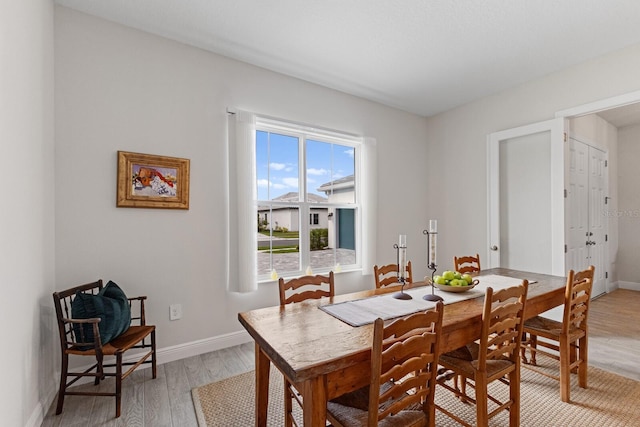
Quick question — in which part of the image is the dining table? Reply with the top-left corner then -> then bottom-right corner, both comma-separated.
237,267 -> 567,427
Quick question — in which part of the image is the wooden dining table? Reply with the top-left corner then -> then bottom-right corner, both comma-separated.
238,267 -> 567,427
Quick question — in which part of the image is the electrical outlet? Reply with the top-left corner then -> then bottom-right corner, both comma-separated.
169,304 -> 182,321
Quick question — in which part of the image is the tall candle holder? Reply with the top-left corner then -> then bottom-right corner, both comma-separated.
392,235 -> 412,300
423,228 -> 443,302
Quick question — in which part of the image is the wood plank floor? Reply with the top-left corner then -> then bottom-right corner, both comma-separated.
587,288 -> 640,381
41,289 -> 640,426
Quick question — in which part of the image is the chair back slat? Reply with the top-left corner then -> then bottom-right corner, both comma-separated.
453,254 -> 481,274
279,272 -> 334,306
373,261 -> 413,288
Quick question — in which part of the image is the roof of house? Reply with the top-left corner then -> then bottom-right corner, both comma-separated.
317,175 -> 355,193
272,192 -> 327,203
257,192 -> 328,211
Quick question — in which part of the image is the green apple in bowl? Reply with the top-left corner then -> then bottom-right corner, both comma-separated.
462,273 -> 474,285
442,270 -> 456,281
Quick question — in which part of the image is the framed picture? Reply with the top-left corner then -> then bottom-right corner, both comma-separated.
117,151 -> 190,209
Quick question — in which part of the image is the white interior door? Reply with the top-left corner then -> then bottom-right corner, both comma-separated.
588,146 -> 607,296
566,139 -> 589,272
487,118 -> 566,276
566,138 -> 607,296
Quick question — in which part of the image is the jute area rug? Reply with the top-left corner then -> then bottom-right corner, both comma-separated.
192,361 -> 640,426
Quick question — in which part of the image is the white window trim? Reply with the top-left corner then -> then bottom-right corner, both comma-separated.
255,118 -> 363,282
227,110 -> 377,293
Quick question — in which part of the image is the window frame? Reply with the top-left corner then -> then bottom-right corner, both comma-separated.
255,117 -> 362,282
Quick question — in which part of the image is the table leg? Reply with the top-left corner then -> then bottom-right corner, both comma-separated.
255,343 -> 271,427
302,375 -> 327,427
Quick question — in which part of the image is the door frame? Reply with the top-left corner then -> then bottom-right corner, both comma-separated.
487,118 -> 566,276
555,89 -> 640,119
487,89 -> 640,292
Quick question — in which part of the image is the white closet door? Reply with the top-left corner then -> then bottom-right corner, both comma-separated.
566,138 -> 607,296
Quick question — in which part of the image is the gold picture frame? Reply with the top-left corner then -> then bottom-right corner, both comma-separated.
117,151 -> 190,209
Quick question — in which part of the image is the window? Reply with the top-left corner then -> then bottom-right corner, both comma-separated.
255,118 -> 360,280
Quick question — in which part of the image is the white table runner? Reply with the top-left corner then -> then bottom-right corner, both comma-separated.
319,274 -> 526,326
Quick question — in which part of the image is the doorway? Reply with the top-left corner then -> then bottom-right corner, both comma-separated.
487,118 -> 565,276
489,89 -> 640,296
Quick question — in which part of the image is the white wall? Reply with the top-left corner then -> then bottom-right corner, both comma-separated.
1,1 -> 55,426
617,123 -> 640,284
54,6 -> 429,356
425,43 -> 640,280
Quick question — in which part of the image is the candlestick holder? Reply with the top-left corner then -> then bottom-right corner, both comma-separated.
423,229 -> 443,302
423,262 -> 443,302
392,242 -> 412,300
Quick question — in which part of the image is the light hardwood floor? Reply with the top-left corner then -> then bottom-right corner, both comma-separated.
587,288 -> 640,381
41,289 -> 640,426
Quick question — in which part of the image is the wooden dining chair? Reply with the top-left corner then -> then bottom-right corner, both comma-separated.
436,281 -> 528,427
373,261 -> 413,288
278,272 -> 335,427
450,253 -> 481,395
520,265 -> 595,402
326,302 -> 444,427
453,253 -> 481,274
52,280 -> 156,418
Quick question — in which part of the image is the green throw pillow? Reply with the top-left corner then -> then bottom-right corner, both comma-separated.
71,281 -> 132,346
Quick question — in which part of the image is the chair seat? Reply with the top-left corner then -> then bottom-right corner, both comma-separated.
523,316 -> 586,341
327,399 -> 428,427
439,342 -> 515,380
68,325 -> 156,356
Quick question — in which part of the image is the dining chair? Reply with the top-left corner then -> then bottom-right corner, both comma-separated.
520,265 -> 595,402
436,280 -> 528,427
373,261 -> 413,288
453,253 -> 481,274
326,301 -> 444,427
450,253 -> 481,395
278,272 -> 335,427
52,280 -> 156,418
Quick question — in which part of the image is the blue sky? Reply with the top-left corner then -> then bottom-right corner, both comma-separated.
256,130 -> 354,200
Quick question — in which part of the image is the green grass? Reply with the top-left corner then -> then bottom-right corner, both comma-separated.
258,246 -> 299,254
259,231 -> 299,238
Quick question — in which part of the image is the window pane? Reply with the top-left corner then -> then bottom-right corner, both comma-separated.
256,131 -> 299,201
309,207 -> 356,270
308,140 -> 355,203
257,205 -> 300,275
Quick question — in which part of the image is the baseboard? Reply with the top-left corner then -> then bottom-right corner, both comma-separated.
156,330 -> 253,364
26,400 -> 45,427
35,330 -> 253,425
618,280 -> 640,291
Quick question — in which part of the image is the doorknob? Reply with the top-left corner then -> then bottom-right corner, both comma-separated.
490,245 -> 498,251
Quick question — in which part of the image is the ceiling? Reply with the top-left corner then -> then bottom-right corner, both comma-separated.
55,0 -> 640,118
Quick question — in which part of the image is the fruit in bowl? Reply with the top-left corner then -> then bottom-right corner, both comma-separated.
430,271 -> 479,292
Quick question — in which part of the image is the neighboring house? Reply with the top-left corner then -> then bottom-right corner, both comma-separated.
258,192 -> 328,232
317,175 -> 356,250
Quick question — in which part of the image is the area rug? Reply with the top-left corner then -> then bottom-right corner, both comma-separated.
192,361 -> 640,426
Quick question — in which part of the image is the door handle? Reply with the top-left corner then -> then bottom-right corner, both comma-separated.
490,245 -> 498,251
